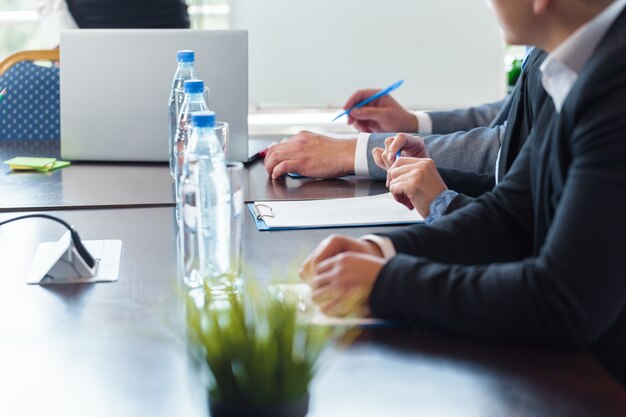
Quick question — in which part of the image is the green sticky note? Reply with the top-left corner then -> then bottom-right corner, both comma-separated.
4,157 -> 56,170
4,157 -> 71,172
38,160 -> 71,171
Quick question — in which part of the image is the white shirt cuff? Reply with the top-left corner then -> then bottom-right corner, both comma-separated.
41,9 -> 78,48
354,132 -> 371,176
414,111 -> 433,135
360,234 -> 397,260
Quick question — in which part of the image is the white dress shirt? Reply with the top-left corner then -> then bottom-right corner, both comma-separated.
28,0 -> 78,48
540,0 -> 626,113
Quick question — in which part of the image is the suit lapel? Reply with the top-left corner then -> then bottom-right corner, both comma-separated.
497,49 -> 547,182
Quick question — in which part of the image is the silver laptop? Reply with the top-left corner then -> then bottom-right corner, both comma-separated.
60,29 -> 249,162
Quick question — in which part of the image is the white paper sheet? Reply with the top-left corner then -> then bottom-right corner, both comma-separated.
252,192 -> 423,230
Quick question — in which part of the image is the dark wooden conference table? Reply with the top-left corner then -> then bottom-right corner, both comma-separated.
1,139 -> 625,417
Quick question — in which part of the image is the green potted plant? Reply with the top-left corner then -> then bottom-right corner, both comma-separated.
186,281 -> 335,417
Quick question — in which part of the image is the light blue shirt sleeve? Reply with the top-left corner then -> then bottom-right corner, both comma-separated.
424,190 -> 459,224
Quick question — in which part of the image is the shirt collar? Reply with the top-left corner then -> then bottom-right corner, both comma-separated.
540,0 -> 626,112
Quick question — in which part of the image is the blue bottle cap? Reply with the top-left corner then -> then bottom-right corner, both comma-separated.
191,111 -> 216,128
177,50 -> 194,63
184,79 -> 204,94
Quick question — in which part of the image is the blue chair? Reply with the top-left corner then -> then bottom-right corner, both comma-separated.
0,50 -> 60,141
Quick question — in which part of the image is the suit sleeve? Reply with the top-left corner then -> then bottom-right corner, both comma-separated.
444,193 -> 475,214
428,99 -> 506,134
366,125 -> 503,180
369,78 -> 626,347
437,167 -> 495,197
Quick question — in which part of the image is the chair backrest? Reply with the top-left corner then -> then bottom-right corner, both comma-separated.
0,50 -> 60,141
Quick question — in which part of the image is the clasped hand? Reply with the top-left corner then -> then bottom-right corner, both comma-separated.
373,133 -> 447,217
299,235 -> 386,317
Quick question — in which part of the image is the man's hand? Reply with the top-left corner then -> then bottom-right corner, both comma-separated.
310,253 -> 385,317
372,133 -> 429,176
300,234 -> 382,280
344,89 -> 418,133
387,158 -> 447,217
264,131 -> 357,179
299,234 -> 385,317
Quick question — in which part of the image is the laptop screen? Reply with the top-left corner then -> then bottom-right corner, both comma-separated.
60,29 -> 249,162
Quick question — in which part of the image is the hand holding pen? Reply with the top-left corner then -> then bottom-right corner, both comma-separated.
371,133 -> 429,177
335,80 -> 419,133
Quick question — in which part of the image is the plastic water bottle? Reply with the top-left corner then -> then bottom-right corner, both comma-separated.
174,79 -> 209,182
180,165 -> 200,288
168,50 -> 197,178
180,111 -> 230,290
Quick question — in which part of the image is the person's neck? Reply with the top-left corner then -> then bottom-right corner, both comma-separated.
540,0 -> 614,52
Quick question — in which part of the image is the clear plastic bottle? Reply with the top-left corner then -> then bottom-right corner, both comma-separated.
174,79 -> 209,182
168,50 -> 197,178
180,111 -> 230,290
180,167 -> 200,288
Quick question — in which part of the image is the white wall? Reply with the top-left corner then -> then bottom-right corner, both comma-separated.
231,0 -> 505,110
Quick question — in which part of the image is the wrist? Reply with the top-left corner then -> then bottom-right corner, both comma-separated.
363,240 -> 384,257
400,111 -> 418,132
425,185 -> 447,214
409,113 -> 419,132
340,138 -> 357,175
360,234 -> 396,259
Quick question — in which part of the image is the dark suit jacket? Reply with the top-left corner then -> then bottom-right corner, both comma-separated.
437,48 -> 549,208
371,9 -> 626,385
66,0 -> 190,28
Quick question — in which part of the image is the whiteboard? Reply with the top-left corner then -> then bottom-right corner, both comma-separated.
230,0 -> 505,110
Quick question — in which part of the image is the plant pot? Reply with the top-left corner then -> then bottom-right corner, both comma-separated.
208,394 -> 309,417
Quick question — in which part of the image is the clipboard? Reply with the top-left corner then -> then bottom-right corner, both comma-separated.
247,193 -> 423,231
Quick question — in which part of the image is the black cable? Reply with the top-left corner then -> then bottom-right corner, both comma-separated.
0,214 -> 96,268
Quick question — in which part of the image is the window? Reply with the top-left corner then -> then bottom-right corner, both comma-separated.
188,0 -> 229,29
0,0 -> 230,60
0,0 -> 39,59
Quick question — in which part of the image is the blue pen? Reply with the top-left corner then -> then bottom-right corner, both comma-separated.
332,79 -> 404,122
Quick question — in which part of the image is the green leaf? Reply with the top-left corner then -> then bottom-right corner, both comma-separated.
184,276 -> 344,406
